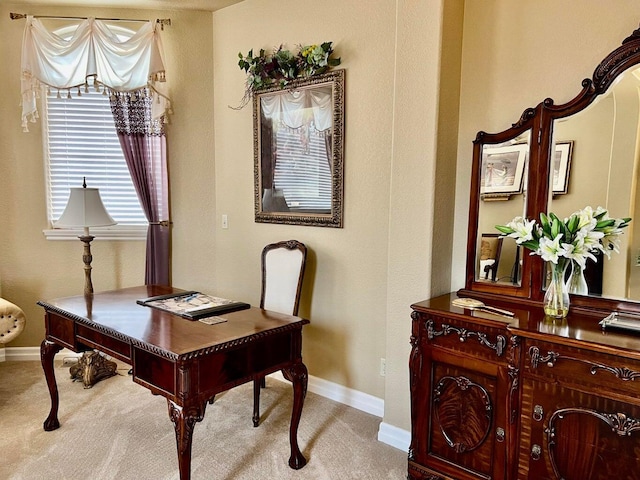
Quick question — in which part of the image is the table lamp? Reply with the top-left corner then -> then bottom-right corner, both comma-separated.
56,178 -> 116,295
56,178 -> 118,388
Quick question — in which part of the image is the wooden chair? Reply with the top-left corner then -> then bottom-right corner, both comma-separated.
252,239 -> 307,426
479,233 -> 503,282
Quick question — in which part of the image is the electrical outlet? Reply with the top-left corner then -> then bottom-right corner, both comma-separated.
221,214 -> 228,229
380,358 -> 386,377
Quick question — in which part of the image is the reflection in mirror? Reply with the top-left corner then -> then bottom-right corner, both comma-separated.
550,66 -> 640,300
475,131 -> 531,285
254,69 -> 345,228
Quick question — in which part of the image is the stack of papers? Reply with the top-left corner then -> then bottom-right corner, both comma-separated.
137,291 -> 250,320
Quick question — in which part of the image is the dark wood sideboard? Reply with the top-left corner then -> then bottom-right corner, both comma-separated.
408,294 -> 640,480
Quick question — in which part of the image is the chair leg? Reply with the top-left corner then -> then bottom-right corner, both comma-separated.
252,378 -> 261,427
260,377 -> 266,388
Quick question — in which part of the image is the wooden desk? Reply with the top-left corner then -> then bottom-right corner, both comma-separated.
38,285 -> 310,480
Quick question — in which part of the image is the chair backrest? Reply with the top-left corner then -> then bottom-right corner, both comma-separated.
479,233 -> 503,282
260,240 -> 307,316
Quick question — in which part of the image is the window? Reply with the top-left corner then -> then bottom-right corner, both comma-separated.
41,24 -> 147,240
42,88 -> 147,238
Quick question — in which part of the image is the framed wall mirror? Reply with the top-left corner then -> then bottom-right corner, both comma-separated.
462,24 -> 640,314
253,69 -> 345,227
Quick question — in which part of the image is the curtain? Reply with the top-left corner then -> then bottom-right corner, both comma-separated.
260,87 -> 332,131
21,16 -> 172,286
110,89 -> 170,286
20,16 -> 169,131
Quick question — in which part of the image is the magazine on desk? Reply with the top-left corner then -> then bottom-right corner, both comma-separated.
136,291 -> 250,321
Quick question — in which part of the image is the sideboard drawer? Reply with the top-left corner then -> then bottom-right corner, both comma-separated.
524,339 -> 640,401
414,311 -> 509,363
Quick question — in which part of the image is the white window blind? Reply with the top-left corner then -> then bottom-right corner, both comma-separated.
44,89 -> 147,226
273,126 -> 332,212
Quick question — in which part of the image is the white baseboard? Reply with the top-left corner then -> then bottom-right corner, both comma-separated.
4,346 -> 409,452
269,371 -> 384,417
3,346 -> 80,362
377,421 -> 411,452
268,371 -> 408,452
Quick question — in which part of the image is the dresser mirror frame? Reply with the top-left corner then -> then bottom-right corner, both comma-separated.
462,24 -> 640,314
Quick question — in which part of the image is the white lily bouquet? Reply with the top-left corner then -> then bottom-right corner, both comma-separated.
495,206 -> 631,318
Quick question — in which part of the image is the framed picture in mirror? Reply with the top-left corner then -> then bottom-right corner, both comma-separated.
253,69 -> 345,227
552,141 -> 573,195
480,143 -> 527,199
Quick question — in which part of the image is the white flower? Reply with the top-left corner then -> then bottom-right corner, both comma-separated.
562,236 -> 597,269
538,234 -> 569,264
574,206 -> 598,231
577,227 -> 605,255
506,217 -> 537,244
601,235 -> 621,258
496,207 -> 630,266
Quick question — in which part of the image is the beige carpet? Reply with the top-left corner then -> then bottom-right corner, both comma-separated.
0,360 -> 406,479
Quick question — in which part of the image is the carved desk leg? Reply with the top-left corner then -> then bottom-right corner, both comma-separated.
282,362 -> 308,469
40,339 -> 63,431
168,400 -> 206,480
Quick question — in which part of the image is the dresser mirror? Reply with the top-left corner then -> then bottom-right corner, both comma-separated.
475,131 -> 530,287
549,67 -> 640,301
464,24 -> 640,313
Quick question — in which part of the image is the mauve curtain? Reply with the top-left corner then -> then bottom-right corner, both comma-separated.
110,89 -> 170,286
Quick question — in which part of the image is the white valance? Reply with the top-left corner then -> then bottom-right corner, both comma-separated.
21,16 -> 169,131
260,86 -> 333,133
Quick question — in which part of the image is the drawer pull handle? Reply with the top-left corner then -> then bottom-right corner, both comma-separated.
528,346 -> 640,382
496,427 -> 505,443
531,444 -> 542,461
426,320 -> 506,356
533,405 -> 544,422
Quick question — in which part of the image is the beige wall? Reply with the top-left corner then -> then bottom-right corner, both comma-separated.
209,0 -> 459,432
210,0 -> 394,403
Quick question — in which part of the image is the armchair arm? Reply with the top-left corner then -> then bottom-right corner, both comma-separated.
0,298 -> 26,344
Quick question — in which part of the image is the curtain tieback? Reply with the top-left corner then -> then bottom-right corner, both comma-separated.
149,220 -> 171,227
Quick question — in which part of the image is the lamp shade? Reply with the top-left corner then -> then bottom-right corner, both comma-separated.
56,187 -> 116,228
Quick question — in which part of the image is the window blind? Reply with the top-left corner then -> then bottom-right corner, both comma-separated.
44,89 -> 147,226
273,126 -> 332,212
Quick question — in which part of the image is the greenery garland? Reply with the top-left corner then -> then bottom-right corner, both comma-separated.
233,42 -> 341,109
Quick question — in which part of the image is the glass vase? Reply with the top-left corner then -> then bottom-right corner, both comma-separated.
566,260 -> 588,295
544,260 -> 570,318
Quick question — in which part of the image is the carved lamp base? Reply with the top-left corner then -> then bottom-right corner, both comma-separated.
69,351 -> 117,388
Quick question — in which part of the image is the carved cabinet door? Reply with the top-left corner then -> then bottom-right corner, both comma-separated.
519,347 -> 640,480
519,377 -> 640,479
409,312 -> 513,480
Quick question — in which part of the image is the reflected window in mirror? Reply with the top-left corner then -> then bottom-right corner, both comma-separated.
253,69 -> 345,228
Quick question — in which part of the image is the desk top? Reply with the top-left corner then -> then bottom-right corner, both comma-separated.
38,285 -> 309,358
